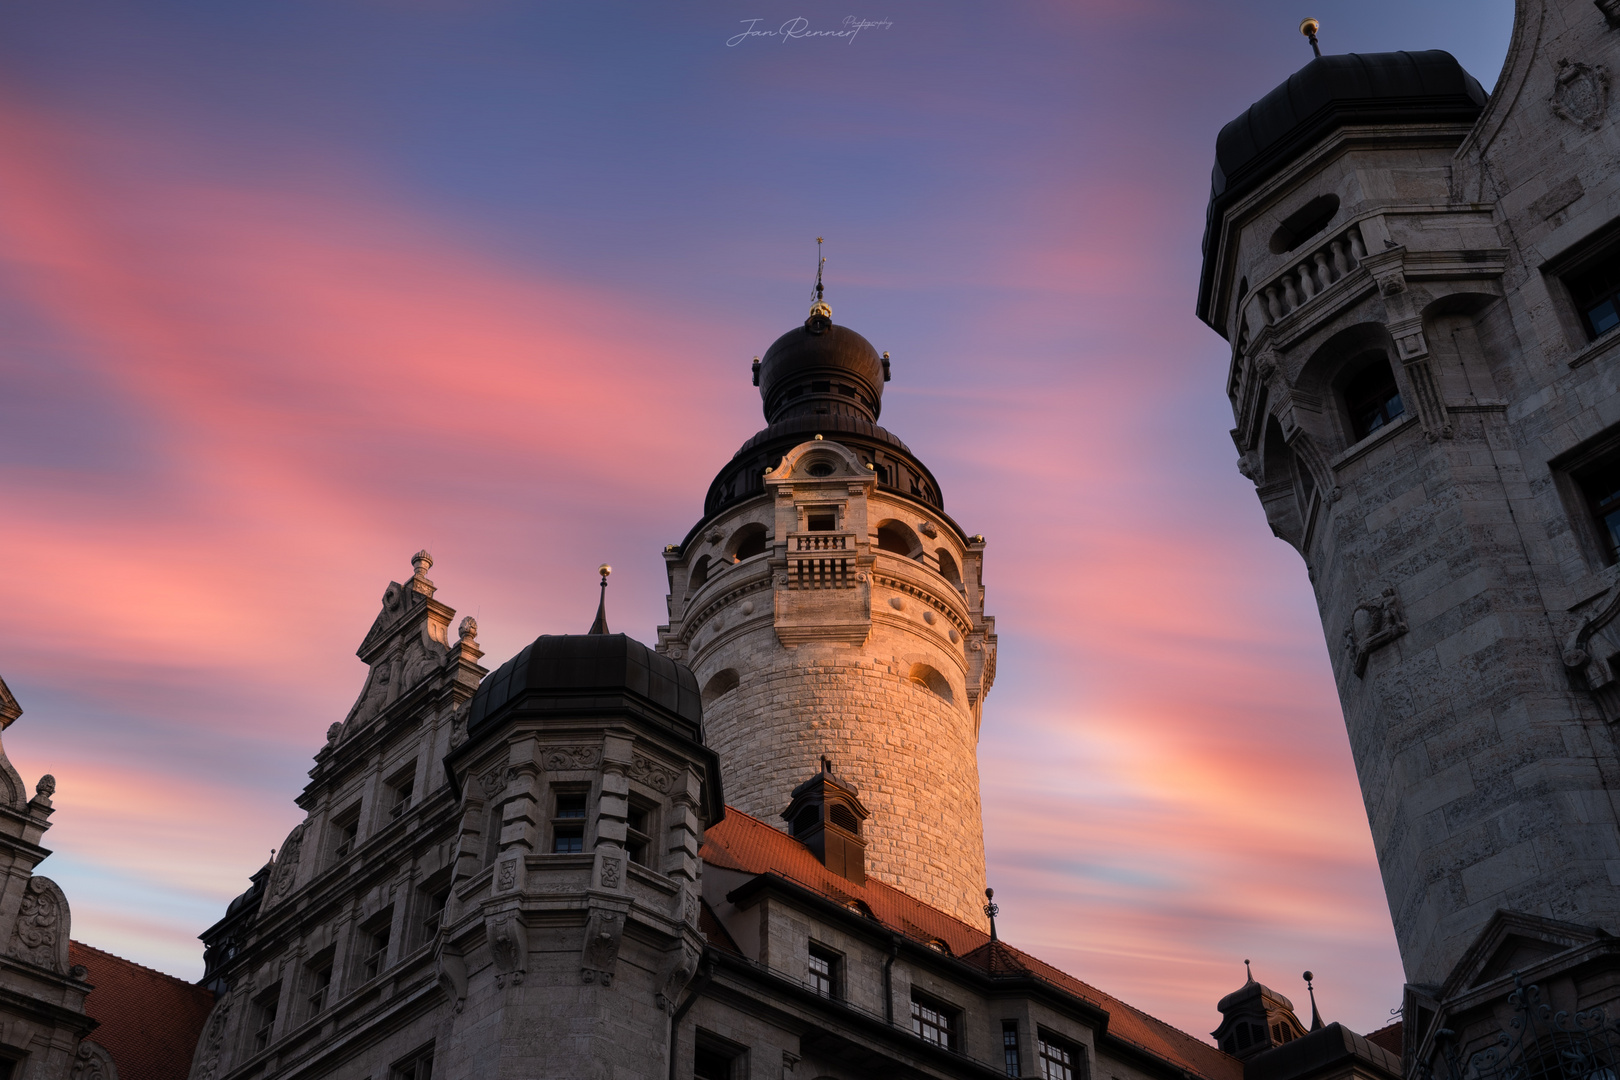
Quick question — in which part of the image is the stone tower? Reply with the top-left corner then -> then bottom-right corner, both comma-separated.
1198,0 -> 1620,1053
657,291 -> 997,925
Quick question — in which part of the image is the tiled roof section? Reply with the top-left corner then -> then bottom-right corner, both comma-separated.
70,941 -> 214,1080
1367,1021 -> 1403,1057
701,808 -> 1242,1080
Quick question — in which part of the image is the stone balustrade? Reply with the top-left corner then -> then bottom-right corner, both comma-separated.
1253,222 -> 1367,325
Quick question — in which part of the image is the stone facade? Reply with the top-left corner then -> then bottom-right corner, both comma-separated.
658,438 -> 995,926
1198,0 -> 1620,1072
0,675 -> 106,1079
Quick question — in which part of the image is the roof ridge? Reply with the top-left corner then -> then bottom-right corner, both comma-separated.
70,939 -> 202,989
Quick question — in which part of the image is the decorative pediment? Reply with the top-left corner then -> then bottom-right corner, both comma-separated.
0,675 -> 19,729
1440,910 -> 1601,997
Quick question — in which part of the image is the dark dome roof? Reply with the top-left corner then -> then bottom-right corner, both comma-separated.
756,316 -> 887,425
467,633 -> 702,741
1197,50 -> 1488,328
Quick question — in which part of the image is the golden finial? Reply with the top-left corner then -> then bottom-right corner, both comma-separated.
1300,18 -> 1321,57
809,237 -> 831,320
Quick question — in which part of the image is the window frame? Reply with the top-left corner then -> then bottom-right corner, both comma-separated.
1003,1020 -> 1023,1077
1036,1029 -> 1085,1080
625,796 -> 656,867
386,762 -> 417,821
550,788 -> 589,854
910,990 -> 960,1051
356,910 -> 393,984
304,948 -> 335,1019
1551,424 -> 1620,569
692,1030 -> 747,1080
330,803 -> 362,863
1339,352 -> 1406,444
389,1041 -> 435,1080
251,983 -> 281,1054
807,941 -> 842,1000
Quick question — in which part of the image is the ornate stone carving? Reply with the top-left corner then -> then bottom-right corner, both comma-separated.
600,856 -> 622,889
325,722 -> 342,747
496,858 -> 519,892
458,615 -> 478,642
919,521 -> 937,538
580,909 -> 624,984
487,912 -> 528,987
478,768 -> 507,799
1552,60 -> 1608,130
1347,587 -> 1409,677
192,996 -> 231,1080
267,824 -> 305,901
11,875 -> 67,971
72,1040 -> 117,1080
629,755 -> 677,793
543,746 -> 602,772
34,774 -> 55,800
654,941 -> 699,1011
435,948 -> 467,1013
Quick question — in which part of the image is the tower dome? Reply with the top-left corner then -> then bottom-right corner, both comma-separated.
754,311 -> 889,425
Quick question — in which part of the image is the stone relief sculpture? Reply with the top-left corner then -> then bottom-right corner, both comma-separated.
71,1040 -> 118,1080
1552,59 -> 1609,129
580,908 -> 624,985
10,875 -> 69,972
487,911 -> 528,988
1346,587 -> 1409,677
1563,586 -> 1620,721
266,823 -> 305,903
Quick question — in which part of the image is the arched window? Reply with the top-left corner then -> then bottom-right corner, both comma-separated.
936,549 -> 962,589
1342,355 -> 1405,441
908,663 -> 953,704
792,804 -> 819,837
731,523 -> 768,562
876,520 -> 921,558
689,555 -> 710,589
701,668 -> 739,707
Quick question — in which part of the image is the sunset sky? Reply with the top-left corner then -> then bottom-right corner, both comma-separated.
0,0 -> 1517,1041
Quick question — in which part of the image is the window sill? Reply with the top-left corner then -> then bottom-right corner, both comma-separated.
1330,413 -> 1415,473
1569,326 -> 1620,370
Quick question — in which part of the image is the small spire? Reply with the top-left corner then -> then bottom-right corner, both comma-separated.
821,754 -> 833,774
1244,958 -> 1255,984
984,887 -> 1000,941
1304,971 -> 1324,1030
589,564 -> 612,634
1300,18 -> 1321,58
809,237 -> 831,320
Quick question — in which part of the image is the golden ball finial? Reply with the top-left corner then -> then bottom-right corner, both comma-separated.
1300,17 -> 1319,36
598,564 -> 612,579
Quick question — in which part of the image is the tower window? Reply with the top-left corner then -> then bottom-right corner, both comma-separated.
689,555 -> 710,589
911,991 -> 959,1050
701,668 -> 740,706
808,462 -> 835,477
1577,455 -> 1620,563
390,1042 -> 435,1080
252,984 -> 280,1053
387,763 -> 415,820
877,521 -> 921,558
791,804 -> 819,837
358,912 -> 391,982
305,950 -> 334,1017
1568,252 -> 1620,340
552,791 -> 587,853
626,799 -> 654,867
330,804 -> 361,863
1342,357 -> 1405,442
1004,1021 -> 1022,1076
807,512 -> 836,531
731,523 -> 768,562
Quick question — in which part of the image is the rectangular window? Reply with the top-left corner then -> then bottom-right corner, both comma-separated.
331,804 -> 361,862
626,799 -> 654,867
807,512 -> 836,531
305,951 -> 334,1017
1568,252 -> 1620,341
1004,1021 -> 1022,1076
252,984 -> 280,1053
693,1032 -> 745,1080
552,791 -> 587,854
807,943 -> 840,999
1038,1031 -> 1083,1080
358,913 -> 392,982
419,884 -> 450,946
911,991 -> 958,1050
387,764 -> 416,820
390,1042 -> 434,1080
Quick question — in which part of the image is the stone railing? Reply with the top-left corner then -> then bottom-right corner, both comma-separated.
1253,222 -> 1368,325
795,533 -> 850,551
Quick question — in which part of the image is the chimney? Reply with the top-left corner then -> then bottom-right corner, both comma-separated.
782,757 -> 870,884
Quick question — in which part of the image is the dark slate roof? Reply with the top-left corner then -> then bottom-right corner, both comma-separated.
1196,50 -> 1489,329
757,320 -> 886,425
70,941 -> 215,1080
466,633 -> 703,741
1244,1023 -> 1401,1080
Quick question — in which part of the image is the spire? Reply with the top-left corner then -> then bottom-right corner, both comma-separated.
809,237 -> 831,321
1303,971 -> 1324,1030
589,564 -> 611,634
1300,17 -> 1321,58
984,887 -> 1000,941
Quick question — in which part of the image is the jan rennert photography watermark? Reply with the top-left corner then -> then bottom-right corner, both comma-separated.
727,16 -> 893,46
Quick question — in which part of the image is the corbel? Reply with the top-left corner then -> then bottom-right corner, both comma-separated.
654,940 -> 700,1012
486,907 -> 528,987
1364,247 -> 1452,441
434,945 -> 468,1012
580,901 -> 629,985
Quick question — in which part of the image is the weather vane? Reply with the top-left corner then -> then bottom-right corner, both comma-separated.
984,887 -> 1000,941
1300,18 -> 1321,58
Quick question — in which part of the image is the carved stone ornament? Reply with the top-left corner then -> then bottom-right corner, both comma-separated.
71,1040 -> 118,1080
267,823 -> 306,901
655,942 -> 700,1012
600,855 -> 622,889
629,754 -> 678,794
11,875 -> 68,971
1552,60 -> 1609,130
1562,587 -> 1620,721
478,768 -> 507,799
580,909 -> 625,985
496,858 -> 519,892
435,948 -> 468,1013
325,722 -> 342,747
543,745 -> 602,772
458,615 -> 478,642
1346,587 -> 1409,677
34,774 -> 55,800
192,997 -> 231,1080
487,911 -> 528,988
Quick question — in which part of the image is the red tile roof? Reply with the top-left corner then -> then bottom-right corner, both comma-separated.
70,941 -> 214,1080
1367,1021 -> 1402,1057
701,807 -> 1242,1080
